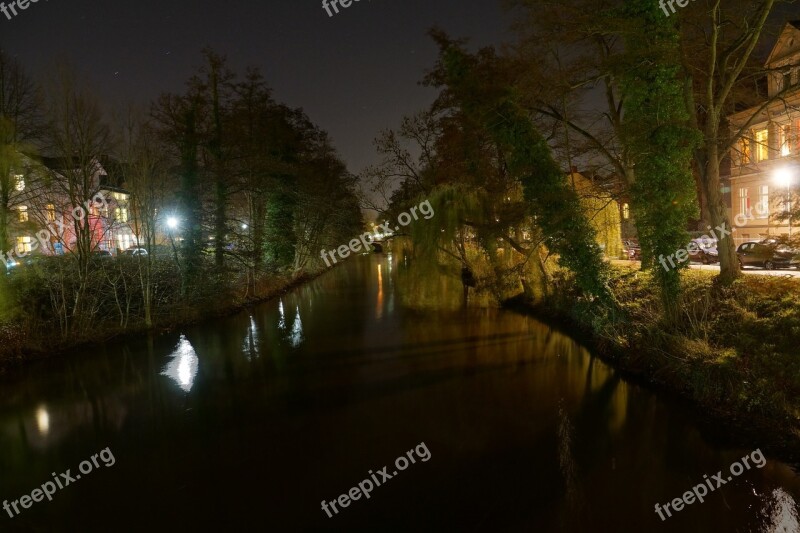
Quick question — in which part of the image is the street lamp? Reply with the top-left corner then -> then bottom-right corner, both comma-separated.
165,216 -> 181,266
774,167 -> 794,237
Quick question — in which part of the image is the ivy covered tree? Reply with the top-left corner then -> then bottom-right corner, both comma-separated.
616,0 -> 699,322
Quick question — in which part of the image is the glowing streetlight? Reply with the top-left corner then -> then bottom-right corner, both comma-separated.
167,217 -> 179,230
242,223 -> 248,230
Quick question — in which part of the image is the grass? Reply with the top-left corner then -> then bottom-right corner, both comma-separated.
522,265 -> 800,454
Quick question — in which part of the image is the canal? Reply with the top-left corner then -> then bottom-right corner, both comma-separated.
0,254 -> 798,531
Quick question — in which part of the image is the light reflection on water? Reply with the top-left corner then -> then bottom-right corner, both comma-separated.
290,306 -> 303,348
161,334 -> 199,392
35,405 -> 49,436
760,488 -> 799,532
242,315 -> 260,360
0,255 -> 796,531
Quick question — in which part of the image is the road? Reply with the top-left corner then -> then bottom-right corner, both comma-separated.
612,260 -> 800,278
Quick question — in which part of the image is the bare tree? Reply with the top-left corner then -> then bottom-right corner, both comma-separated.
119,109 -> 172,326
43,66 -> 114,327
0,50 -> 43,257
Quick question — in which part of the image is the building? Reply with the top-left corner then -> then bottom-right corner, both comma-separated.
568,169 -> 623,259
725,21 -> 800,245
5,152 -> 136,258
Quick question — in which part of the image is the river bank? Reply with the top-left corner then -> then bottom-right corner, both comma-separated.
0,260 -> 328,373
506,265 -> 800,463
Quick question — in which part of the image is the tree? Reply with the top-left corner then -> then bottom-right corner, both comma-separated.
617,0 -> 699,322
152,90 -> 205,294
118,110 -> 173,326
0,51 -> 42,258
680,0 -> 781,284
43,67 -> 114,329
405,31 -> 611,302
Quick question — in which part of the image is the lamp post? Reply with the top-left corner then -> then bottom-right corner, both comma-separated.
774,168 -> 794,238
166,216 -> 181,266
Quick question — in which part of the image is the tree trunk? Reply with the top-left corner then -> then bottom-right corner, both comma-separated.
703,143 -> 740,284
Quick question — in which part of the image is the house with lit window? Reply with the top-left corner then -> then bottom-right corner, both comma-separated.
6,153 -> 137,257
568,169 -> 624,258
725,21 -> 800,245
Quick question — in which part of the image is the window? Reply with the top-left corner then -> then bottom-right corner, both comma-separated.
14,175 -> 24,192
45,204 -> 56,222
739,188 -> 750,216
755,129 -> 769,161
737,137 -> 751,165
112,192 -> 128,202
16,236 -> 31,254
783,70 -> 793,91
781,125 -> 792,156
622,203 -> 630,220
756,185 -> 769,218
117,234 -> 131,250
114,207 -> 128,223
17,206 -> 28,222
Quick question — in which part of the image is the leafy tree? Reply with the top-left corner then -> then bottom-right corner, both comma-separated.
427,31 -> 611,301
616,0 -> 699,322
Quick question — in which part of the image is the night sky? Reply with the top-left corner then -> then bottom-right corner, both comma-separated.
0,0 -> 513,174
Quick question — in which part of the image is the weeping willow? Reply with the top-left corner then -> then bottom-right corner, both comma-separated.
410,36 -> 611,306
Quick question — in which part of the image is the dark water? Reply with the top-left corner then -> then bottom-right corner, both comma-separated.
0,255 -> 798,532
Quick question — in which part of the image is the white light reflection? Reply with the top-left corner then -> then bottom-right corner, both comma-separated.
242,315 -> 260,360
161,335 -> 199,392
291,306 -> 304,347
278,299 -> 286,331
35,406 -> 49,435
760,488 -> 799,532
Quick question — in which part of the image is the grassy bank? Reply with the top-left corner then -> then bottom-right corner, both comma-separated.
510,265 -> 800,458
0,256 -> 324,371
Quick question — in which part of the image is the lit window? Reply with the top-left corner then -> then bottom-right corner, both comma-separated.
737,137 -> 751,165
755,129 -> 769,161
18,206 -> 28,222
113,192 -> 128,202
622,203 -> 630,220
781,125 -> 792,157
14,175 -> 24,192
739,188 -> 750,216
46,204 -> 56,222
16,236 -> 31,253
114,207 -> 128,223
757,185 -> 769,218
117,234 -> 131,250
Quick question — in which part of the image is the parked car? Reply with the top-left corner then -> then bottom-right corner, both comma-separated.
736,241 -> 800,270
688,238 -> 719,264
92,249 -> 112,258
623,239 -> 641,261
122,247 -> 148,257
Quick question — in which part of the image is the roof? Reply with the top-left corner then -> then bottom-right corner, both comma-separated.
765,22 -> 800,66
